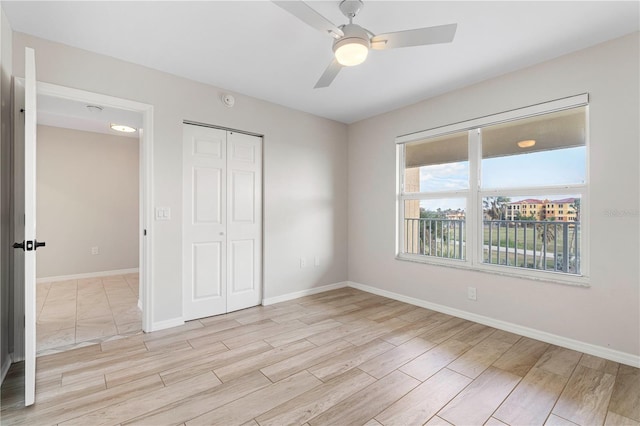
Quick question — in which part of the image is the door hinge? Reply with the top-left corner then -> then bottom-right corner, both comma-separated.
143,229 -> 147,236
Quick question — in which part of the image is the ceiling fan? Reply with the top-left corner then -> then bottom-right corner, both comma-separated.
273,0 -> 458,88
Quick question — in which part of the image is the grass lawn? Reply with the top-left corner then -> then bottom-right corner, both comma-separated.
483,222 -> 578,253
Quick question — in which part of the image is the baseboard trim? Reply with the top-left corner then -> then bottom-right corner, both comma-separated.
149,317 -> 184,333
0,355 -> 11,386
37,268 -> 139,284
262,281 -> 348,306
347,281 -> 640,368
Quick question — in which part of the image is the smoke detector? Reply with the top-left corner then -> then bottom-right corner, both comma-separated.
86,105 -> 103,113
222,94 -> 235,108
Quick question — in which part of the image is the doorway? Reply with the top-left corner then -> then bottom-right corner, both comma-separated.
35,122 -> 141,355
12,81 -> 153,361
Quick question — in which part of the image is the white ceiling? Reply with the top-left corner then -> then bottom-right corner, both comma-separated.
38,94 -> 142,138
3,1 -> 639,124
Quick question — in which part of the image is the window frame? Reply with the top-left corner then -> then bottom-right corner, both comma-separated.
396,94 -> 590,286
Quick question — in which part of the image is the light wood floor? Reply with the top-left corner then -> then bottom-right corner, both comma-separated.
1,287 -> 638,426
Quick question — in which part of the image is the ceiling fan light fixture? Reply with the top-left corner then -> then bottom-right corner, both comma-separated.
334,40 -> 369,66
333,23 -> 370,66
274,0 -> 458,88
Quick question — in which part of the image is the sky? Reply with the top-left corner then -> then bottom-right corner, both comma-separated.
417,146 -> 586,211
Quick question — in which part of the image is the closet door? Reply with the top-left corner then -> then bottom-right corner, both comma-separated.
183,125 -> 227,320
226,132 -> 262,312
183,124 -> 262,320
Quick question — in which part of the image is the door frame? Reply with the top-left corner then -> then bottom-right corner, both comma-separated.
12,81 -> 155,354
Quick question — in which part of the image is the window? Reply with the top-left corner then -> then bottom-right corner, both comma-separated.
397,94 -> 588,282
402,132 -> 469,260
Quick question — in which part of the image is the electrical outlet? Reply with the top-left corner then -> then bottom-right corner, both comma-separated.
300,257 -> 306,268
91,246 -> 99,255
314,256 -> 320,267
467,286 -> 477,301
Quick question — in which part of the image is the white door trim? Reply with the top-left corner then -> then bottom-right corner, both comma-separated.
34,81 -> 155,332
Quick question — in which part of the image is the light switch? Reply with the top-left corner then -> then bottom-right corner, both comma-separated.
155,207 -> 171,220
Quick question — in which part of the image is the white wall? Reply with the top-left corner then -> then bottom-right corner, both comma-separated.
0,7 -> 13,380
12,32 -> 349,326
36,125 -> 139,279
348,33 -> 640,358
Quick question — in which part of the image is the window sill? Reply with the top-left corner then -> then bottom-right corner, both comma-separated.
395,253 -> 590,288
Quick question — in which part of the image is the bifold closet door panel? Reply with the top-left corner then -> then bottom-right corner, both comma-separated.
182,125 -> 227,320
226,131 -> 262,313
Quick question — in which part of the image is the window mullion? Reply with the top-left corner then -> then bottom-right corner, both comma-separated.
397,144 -> 405,256
468,128 -> 480,267
402,191 -> 469,200
479,185 -> 587,198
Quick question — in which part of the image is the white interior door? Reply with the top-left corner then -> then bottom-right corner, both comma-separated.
15,47 -> 38,406
183,125 -> 227,320
183,124 -> 262,320
226,132 -> 262,312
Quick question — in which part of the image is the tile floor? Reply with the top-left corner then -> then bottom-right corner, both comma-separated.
36,273 -> 142,355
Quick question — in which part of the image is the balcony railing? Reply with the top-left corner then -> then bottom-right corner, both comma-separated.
484,219 -> 580,274
404,218 -> 580,274
404,218 -> 465,260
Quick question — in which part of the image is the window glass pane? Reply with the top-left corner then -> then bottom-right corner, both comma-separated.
481,107 -> 586,189
405,132 -> 468,192
482,195 -> 581,274
403,199 -> 466,260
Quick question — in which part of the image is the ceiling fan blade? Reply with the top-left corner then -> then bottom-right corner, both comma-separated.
273,1 -> 344,39
314,59 -> 343,89
370,23 -> 457,50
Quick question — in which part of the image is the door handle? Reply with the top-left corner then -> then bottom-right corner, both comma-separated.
12,240 -> 46,251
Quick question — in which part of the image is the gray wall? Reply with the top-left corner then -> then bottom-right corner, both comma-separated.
0,8 -> 12,379
36,125 -> 139,279
12,32 -> 349,327
348,33 -> 640,357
